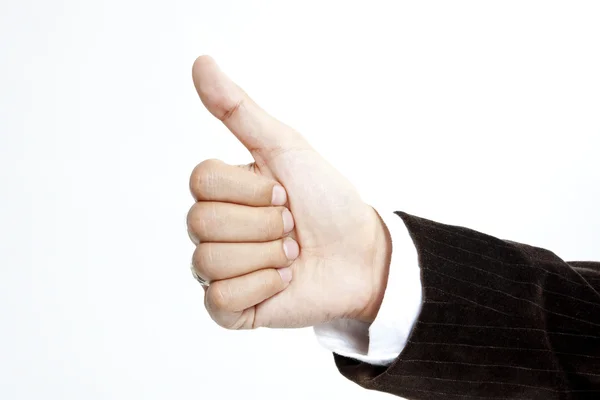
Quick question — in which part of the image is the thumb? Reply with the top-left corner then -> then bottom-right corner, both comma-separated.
192,56 -> 309,162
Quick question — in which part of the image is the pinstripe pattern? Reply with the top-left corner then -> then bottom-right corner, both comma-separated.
334,212 -> 600,399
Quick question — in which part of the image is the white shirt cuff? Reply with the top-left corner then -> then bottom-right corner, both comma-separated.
313,210 -> 423,366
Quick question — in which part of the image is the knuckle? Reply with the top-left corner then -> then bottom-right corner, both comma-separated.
186,205 -> 197,232
187,202 -> 212,240
190,159 -> 222,200
186,203 -> 197,224
205,305 -> 235,330
208,282 -> 231,311
215,318 -> 236,330
192,243 -> 217,279
211,312 -> 243,331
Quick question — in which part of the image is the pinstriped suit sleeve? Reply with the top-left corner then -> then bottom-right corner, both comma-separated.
334,212 -> 600,400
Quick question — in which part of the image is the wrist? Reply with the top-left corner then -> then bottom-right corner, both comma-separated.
355,208 -> 392,323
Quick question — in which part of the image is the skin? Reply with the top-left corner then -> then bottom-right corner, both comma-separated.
187,56 -> 392,330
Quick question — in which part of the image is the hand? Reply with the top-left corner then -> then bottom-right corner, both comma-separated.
187,56 -> 392,330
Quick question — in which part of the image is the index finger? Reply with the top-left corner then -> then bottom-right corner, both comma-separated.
190,159 -> 288,206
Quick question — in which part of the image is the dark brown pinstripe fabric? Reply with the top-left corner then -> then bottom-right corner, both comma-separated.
334,212 -> 600,400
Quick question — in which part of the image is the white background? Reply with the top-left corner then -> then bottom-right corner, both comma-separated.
1,1 -> 599,399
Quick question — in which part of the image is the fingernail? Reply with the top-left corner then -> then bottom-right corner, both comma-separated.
282,209 -> 294,233
278,267 -> 293,284
283,238 -> 299,260
271,185 -> 287,206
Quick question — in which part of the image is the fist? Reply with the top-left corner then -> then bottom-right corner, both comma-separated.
187,56 -> 391,330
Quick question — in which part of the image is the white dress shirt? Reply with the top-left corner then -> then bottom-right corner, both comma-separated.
313,210 -> 422,366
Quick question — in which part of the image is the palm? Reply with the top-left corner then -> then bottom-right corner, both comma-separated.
253,151 -> 378,327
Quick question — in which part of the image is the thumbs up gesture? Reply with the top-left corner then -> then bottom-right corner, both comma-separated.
187,56 -> 391,329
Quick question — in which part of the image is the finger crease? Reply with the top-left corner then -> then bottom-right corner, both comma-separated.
220,99 -> 243,122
